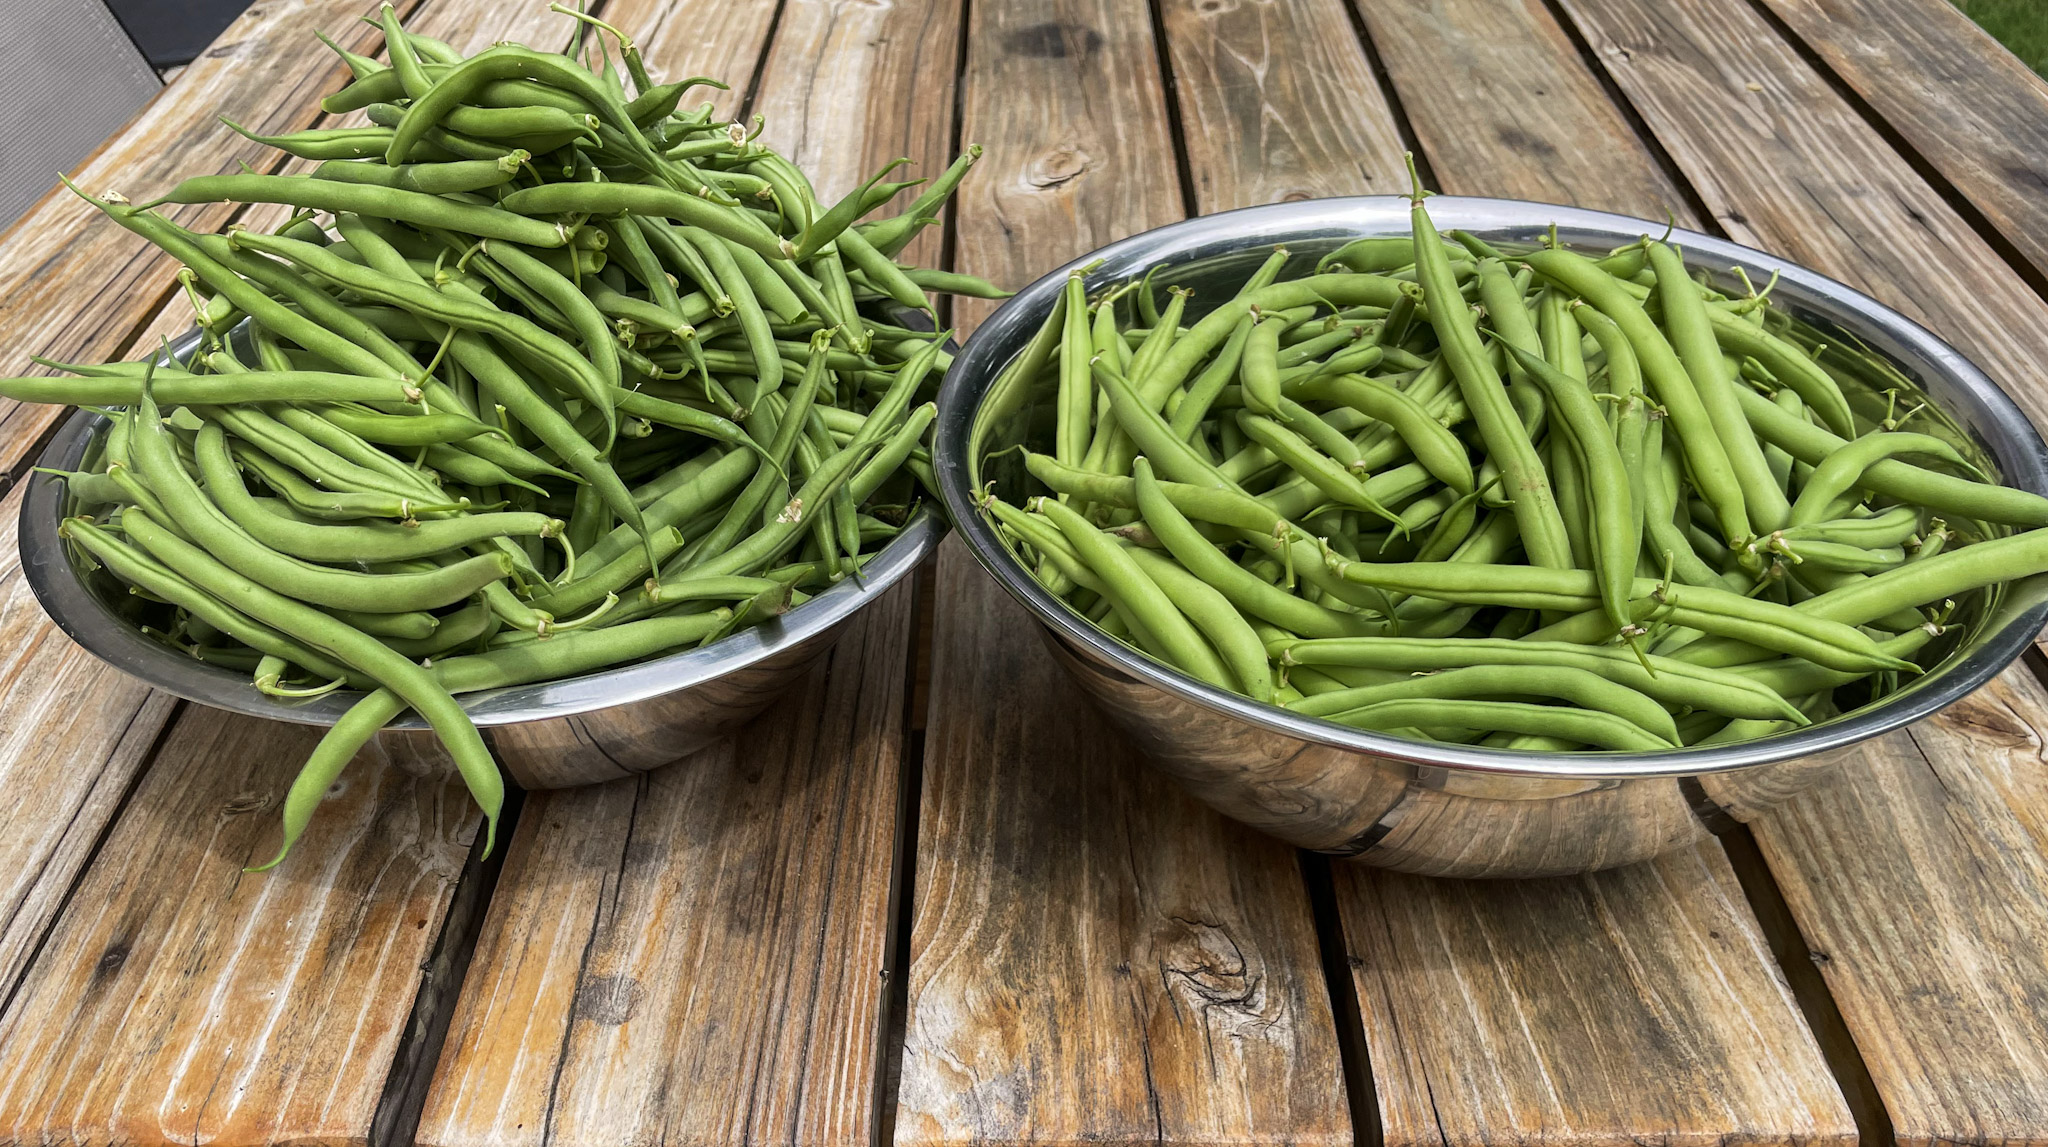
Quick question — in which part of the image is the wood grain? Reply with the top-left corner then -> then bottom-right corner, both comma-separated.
1343,845 -> 1853,1147
0,0 -> 404,477
1752,666 -> 2048,1146
0,483 -> 177,999
402,0 -> 584,56
1547,0 -> 2048,1138
900,2 -> 1346,1142
603,0 -> 788,121
1351,0 -> 1695,218
1157,0 -> 1405,209
1556,0 -> 2048,434
898,551 -> 1349,1146
945,0 -> 1186,331
0,704 -> 478,1145
1755,0 -> 2048,287
417,587 -> 914,1147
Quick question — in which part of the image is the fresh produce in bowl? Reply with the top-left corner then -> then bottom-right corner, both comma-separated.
937,188 -> 2048,876
8,4 -> 1001,868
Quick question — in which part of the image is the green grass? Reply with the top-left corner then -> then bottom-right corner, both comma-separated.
1954,0 -> 2048,78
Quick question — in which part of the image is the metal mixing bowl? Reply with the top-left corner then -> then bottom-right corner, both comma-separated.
934,196 -> 2048,878
22,331 -> 942,789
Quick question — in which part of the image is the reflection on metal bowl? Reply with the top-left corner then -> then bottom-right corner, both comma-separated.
935,196 -> 2048,877
21,331 -> 944,790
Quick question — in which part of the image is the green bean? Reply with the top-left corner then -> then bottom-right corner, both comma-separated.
682,225 -> 782,404
1770,538 -> 1905,573
196,422 -> 556,563
314,154 -> 527,195
131,399 -> 510,613
1708,309 -> 1855,437
1734,384 -> 2048,525
898,266 -> 1011,299
1033,496 -> 1233,689
1289,663 -> 1679,744
230,441 -> 458,520
860,145 -> 981,258
481,238 -> 624,414
0,370 -> 419,406
793,157 -> 913,260
1727,627 -> 1937,697
1289,373 -> 1473,493
1410,187 -> 1571,569
445,323 -> 657,568
1322,698 -> 1674,751
499,182 -> 789,260
1525,245 -> 1750,544
221,119 -> 396,161
1125,546 -> 1274,702
157,173 -> 567,247
1277,636 -> 1804,723
1241,314 -> 1287,418
122,507 -> 503,855
1169,314 -> 1257,444
1503,345 -> 1638,630
1650,242 -> 1789,534
1788,432 -> 1980,526
1026,452 -> 1275,531
1773,504 -> 1922,550
323,605 -> 439,641
1236,411 -> 1397,523
231,232 -> 614,423
318,404 -> 503,446
61,517 -> 362,687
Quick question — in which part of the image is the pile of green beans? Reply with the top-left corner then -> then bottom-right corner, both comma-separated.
12,4 -> 1003,867
977,164 -> 2048,754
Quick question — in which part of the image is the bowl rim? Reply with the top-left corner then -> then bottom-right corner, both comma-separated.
934,194 -> 2048,780
23,389 -> 944,731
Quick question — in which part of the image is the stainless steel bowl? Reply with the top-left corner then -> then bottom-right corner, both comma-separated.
23,337 -> 942,790
935,196 -> 2048,877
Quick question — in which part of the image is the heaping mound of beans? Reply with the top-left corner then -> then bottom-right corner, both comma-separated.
4,4 -> 1001,868
976,162 -> 2048,755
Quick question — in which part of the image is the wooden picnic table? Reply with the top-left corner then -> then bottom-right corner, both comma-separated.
2,0 -> 2047,1142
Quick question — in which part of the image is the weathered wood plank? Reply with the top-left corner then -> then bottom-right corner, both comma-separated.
1548,0 -> 2048,1138
899,551 -> 1349,1146
1755,0 -> 2048,288
944,0 -> 1187,332
1153,2 -> 1854,1142
417,586 -> 914,1147
1557,0 -> 2048,433
1343,846 -> 1853,1147
0,704 -> 477,1145
606,0 -> 787,121
0,483 -> 177,998
1752,667 -> 2048,1145
1157,0 -> 1405,207
0,0 -> 402,476
898,1 -> 1348,1142
403,0 -> 580,56
1350,0 -> 1695,217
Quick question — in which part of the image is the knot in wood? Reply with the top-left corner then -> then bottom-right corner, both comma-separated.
1155,916 -> 1275,1030
1027,147 -> 1093,192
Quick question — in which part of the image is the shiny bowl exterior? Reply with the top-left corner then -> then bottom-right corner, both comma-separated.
23,368 -> 943,790
934,196 -> 2048,877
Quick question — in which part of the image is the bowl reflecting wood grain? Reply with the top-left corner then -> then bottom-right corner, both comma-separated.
21,329 -> 942,790
934,196 -> 2048,877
